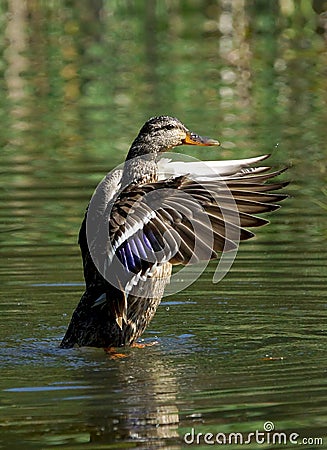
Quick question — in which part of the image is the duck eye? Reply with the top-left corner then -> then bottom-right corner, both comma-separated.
162,124 -> 175,131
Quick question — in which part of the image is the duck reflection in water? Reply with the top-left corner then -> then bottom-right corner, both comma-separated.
76,347 -> 180,445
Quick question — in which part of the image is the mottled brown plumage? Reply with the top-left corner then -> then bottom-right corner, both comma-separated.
60,116 -> 287,349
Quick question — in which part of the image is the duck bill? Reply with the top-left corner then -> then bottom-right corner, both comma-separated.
183,131 -> 220,147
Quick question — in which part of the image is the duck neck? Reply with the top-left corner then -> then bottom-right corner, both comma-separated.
121,140 -> 160,186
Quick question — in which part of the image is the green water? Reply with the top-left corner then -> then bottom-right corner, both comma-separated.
0,2 -> 326,449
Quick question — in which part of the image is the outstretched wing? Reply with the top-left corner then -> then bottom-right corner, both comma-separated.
103,156 -> 287,293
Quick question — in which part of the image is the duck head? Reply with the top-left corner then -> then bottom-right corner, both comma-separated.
126,116 -> 220,160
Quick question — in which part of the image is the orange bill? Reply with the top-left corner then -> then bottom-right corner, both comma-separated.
183,131 -> 220,146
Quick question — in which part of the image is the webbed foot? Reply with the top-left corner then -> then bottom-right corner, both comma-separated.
131,341 -> 158,349
104,347 -> 128,359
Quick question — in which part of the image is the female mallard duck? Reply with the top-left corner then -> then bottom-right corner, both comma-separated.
60,116 -> 287,349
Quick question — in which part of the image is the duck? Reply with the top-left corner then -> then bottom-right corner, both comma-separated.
60,115 -> 287,350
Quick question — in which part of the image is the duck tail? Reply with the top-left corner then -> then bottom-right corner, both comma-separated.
59,316 -> 78,348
